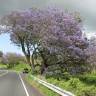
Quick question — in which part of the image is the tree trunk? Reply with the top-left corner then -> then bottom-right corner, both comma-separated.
21,41 -> 35,72
25,55 -> 35,72
31,54 -> 35,69
41,61 -> 48,74
39,51 -> 48,74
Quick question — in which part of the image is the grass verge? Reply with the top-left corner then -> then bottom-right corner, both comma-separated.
11,63 -> 31,73
46,77 -> 96,96
25,74 -> 59,96
0,63 -> 7,69
29,74 -> 96,96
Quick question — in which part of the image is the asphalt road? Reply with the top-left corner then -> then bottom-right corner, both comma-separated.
0,71 -> 43,96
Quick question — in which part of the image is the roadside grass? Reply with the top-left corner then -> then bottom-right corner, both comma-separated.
46,75 -> 96,96
29,74 -> 96,96
11,63 -> 31,73
25,74 -> 59,96
0,63 -> 7,68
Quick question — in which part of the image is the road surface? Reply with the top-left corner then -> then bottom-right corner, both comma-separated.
0,71 -> 43,96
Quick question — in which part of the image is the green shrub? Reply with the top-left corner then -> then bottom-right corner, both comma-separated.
40,74 -> 96,96
47,77 -> 96,95
64,78 -> 84,93
77,86 -> 96,96
67,78 -> 81,88
45,71 -> 70,80
79,75 -> 96,85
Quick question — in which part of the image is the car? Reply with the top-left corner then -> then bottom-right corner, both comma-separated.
22,68 -> 29,73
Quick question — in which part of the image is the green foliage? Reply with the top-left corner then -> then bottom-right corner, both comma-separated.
78,75 -> 96,85
3,53 -> 25,68
26,75 -> 59,96
11,63 -> 31,72
0,63 -> 7,68
77,86 -> 96,96
45,71 -> 70,80
46,77 -> 96,96
67,78 -> 82,88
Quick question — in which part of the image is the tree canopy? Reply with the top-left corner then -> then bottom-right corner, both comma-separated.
1,8 -> 89,76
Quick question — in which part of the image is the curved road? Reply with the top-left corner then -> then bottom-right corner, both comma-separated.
0,71 -> 43,96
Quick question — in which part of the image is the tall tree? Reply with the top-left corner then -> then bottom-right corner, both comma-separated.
1,8 -> 89,75
1,9 -> 43,71
40,9 -> 89,74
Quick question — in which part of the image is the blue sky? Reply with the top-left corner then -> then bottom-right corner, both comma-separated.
0,34 -> 23,54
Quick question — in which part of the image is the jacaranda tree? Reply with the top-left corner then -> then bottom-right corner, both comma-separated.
1,8 -> 89,75
40,8 -> 89,75
1,8 -> 44,71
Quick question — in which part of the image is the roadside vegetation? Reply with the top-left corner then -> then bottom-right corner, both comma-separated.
0,63 -> 7,69
26,74 -> 59,96
0,52 -> 30,72
25,73 -> 96,96
11,63 -> 30,72
0,7 -> 96,96
46,75 -> 96,96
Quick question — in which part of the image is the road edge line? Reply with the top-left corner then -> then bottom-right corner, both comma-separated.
0,70 -> 8,77
19,74 -> 30,96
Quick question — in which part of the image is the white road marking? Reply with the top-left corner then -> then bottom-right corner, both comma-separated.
19,74 -> 30,96
0,70 -> 8,77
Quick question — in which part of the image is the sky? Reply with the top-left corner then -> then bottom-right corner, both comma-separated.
0,0 -> 96,54
0,34 -> 22,54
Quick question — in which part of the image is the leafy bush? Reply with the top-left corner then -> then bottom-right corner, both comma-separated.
46,77 -> 96,96
77,86 -> 96,96
12,63 -> 31,72
79,75 -> 96,85
67,78 -> 82,88
45,72 -> 70,80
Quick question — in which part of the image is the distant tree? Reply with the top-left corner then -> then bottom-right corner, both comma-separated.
0,51 -> 3,57
3,53 -> 25,68
0,56 -> 8,65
